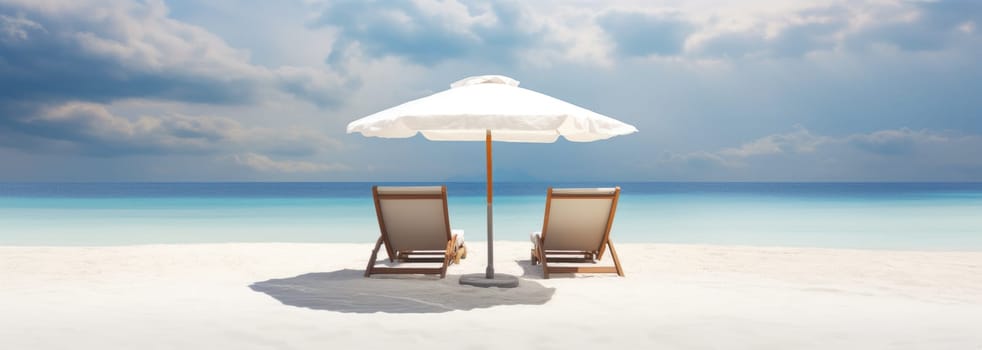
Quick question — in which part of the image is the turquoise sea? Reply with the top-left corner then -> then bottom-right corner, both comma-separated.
1,182 -> 981,250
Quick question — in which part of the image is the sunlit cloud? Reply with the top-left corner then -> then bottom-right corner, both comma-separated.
232,153 -> 350,173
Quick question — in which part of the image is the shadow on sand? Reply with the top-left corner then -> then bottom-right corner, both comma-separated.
249,269 -> 556,313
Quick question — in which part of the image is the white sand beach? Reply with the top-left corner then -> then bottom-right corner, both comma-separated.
2,241 -> 982,349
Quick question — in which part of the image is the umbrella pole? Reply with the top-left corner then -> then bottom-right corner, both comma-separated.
485,129 -> 494,279
457,130 -> 517,288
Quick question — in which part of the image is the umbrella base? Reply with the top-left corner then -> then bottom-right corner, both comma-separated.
458,273 -> 519,288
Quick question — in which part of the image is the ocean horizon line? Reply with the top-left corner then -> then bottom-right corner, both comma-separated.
3,181 -> 982,201
3,180 -> 982,184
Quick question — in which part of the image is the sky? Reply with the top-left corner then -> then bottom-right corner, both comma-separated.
0,0 -> 980,182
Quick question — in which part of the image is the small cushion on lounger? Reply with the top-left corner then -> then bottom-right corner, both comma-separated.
452,229 -> 465,247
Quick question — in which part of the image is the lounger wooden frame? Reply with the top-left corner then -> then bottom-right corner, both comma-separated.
530,187 -> 624,278
365,185 -> 466,278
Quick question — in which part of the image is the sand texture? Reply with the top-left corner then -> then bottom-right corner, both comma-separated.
2,241 -> 982,349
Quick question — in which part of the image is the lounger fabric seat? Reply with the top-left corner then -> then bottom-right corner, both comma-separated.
365,185 -> 467,278
530,187 -> 624,278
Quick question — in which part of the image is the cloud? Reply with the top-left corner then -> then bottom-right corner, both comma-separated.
0,0 -> 347,107
846,128 -> 948,156
585,1 -> 982,60
656,127 -> 829,170
313,0 -> 552,66
597,11 -> 694,57
2,0 -> 981,182
1,101 -> 340,157
691,4 -> 854,58
308,0 -> 981,67
0,12 -> 43,42
0,0 -> 355,174
847,1 -> 982,52
659,127 -> 982,180
232,152 -> 349,173
718,127 -> 828,158
665,127 -> 952,166
656,150 -> 732,170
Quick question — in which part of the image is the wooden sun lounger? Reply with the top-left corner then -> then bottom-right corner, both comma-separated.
365,185 -> 467,278
530,187 -> 624,278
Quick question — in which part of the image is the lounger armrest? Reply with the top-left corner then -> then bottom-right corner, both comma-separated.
550,187 -> 618,195
376,186 -> 444,195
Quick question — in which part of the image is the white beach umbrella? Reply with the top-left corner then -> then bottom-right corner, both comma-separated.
347,75 -> 638,287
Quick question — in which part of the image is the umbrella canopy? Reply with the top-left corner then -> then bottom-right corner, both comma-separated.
347,75 -> 638,142
347,75 -> 637,285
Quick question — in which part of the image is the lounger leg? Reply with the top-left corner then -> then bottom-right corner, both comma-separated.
607,239 -> 624,277
537,240 -> 550,279
383,247 -> 395,263
365,237 -> 384,277
454,244 -> 467,265
440,239 -> 453,278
